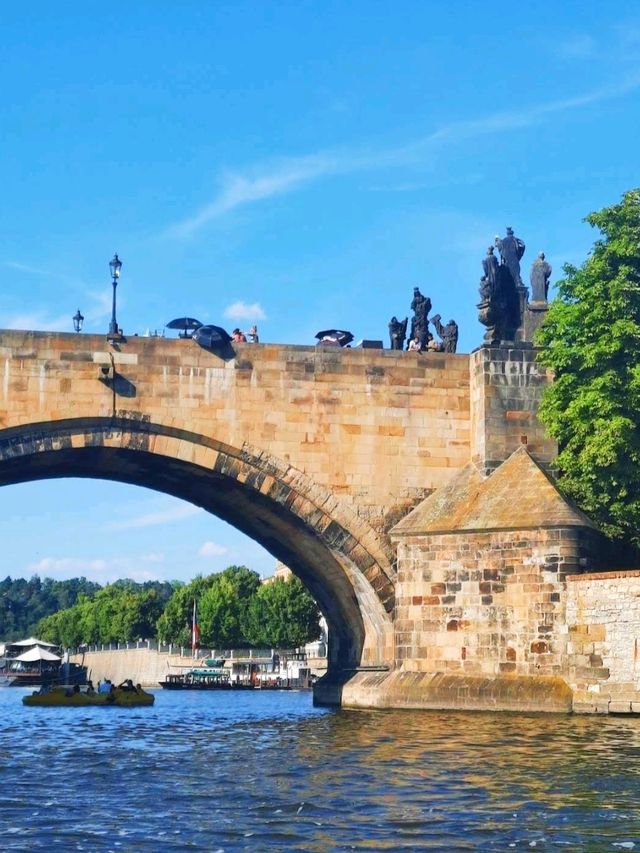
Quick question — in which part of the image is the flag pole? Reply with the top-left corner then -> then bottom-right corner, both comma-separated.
192,599 -> 200,659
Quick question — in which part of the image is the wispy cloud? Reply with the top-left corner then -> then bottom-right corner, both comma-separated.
109,503 -> 203,531
366,173 -> 483,193
554,34 -> 598,60
198,541 -> 229,558
4,261 -> 70,279
166,74 -> 640,239
3,261 -> 115,330
28,554 -> 165,585
167,154 -> 339,238
3,261 -> 91,289
223,301 -> 266,321
4,311 -> 75,332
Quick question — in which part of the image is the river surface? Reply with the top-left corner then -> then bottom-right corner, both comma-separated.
2,687 -> 640,851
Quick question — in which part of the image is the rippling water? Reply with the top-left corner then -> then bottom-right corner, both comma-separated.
2,687 -> 640,850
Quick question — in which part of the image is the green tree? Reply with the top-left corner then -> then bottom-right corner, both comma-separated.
199,566 -> 261,647
537,188 -> 640,546
244,576 -> 321,648
156,576 -> 216,646
0,575 -> 101,641
35,584 -> 170,646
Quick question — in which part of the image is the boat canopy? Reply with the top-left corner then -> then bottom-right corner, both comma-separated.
14,647 -> 61,662
9,637 -> 59,648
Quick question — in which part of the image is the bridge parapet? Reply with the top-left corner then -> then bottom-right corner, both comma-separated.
0,331 -> 473,523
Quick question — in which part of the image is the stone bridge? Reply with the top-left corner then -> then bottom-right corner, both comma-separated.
5,329 -> 639,713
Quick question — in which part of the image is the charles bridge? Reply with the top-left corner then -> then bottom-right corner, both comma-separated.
1,327 -> 640,714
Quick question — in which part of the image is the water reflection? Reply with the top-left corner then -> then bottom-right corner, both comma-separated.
2,689 -> 640,849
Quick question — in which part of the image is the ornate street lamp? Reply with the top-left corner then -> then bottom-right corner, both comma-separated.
108,252 -> 123,338
72,309 -> 84,333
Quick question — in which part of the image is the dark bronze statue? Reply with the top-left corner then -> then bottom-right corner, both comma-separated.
477,246 -> 521,344
388,316 -> 408,350
431,315 -> 458,353
495,227 -> 526,286
482,246 -> 499,287
409,287 -> 432,350
530,252 -> 552,302
478,275 -> 491,302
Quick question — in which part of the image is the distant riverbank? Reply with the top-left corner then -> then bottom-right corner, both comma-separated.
70,645 -> 327,688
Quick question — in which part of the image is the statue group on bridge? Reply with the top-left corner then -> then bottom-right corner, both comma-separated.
477,226 -> 551,345
388,288 -> 458,354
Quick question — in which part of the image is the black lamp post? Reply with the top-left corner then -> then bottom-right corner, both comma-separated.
72,309 -> 84,333
108,252 -> 123,338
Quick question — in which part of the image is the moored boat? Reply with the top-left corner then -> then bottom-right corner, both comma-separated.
0,637 -> 86,687
23,685 -> 155,708
159,660 -> 246,690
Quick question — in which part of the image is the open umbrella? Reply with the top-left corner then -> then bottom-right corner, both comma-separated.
9,637 -> 58,647
315,329 -> 354,347
166,317 -> 203,338
192,324 -> 232,350
14,646 -> 61,662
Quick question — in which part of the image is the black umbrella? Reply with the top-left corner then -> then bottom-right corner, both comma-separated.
315,329 -> 354,347
166,317 -> 203,338
192,324 -> 233,350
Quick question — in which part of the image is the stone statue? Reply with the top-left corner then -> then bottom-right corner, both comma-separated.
478,238 -> 524,344
409,287 -> 432,350
495,227 -> 526,286
388,316 -> 408,350
478,275 -> 491,302
431,315 -> 458,353
482,246 -> 499,288
530,252 -> 552,302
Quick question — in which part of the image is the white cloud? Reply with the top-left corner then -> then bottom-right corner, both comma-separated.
140,552 -> 166,564
554,34 -> 598,60
109,503 -> 204,530
198,541 -> 229,558
4,311 -> 74,332
5,261 -> 66,278
167,154 -> 339,238
2,263 -> 115,330
27,555 -> 165,585
165,74 -> 640,239
223,301 -> 267,321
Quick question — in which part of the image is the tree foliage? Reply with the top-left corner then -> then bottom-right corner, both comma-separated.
0,575 -> 101,640
35,581 -> 174,646
537,189 -> 640,546
157,568 -> 321,650
5,564 -> 322,652
199,565 -> 261,648
244,576 -> 322,648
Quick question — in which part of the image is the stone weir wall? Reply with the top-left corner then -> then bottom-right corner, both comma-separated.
71,648 -> 327,688
70,648 -> 198,688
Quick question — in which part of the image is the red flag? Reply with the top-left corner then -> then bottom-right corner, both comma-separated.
192,600 -> 200,655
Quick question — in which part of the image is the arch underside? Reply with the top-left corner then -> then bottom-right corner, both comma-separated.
0,417 -> 396,672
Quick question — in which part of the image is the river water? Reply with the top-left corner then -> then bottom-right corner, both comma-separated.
2,687 -> 640,851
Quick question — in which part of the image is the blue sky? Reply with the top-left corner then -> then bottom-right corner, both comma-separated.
1,1 -> 639,586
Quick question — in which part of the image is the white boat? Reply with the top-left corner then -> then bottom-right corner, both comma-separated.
0,637 -> 86,687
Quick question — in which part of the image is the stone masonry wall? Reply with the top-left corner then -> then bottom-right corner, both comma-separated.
0,332 -> 471,527
395,527 -> 588,676
470,346 -> 556,475
567,571 -> 640,713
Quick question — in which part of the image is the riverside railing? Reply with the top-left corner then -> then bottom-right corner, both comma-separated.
69,641 -> 304,661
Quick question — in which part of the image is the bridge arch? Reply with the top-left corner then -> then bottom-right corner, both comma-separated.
0,416 -> 396,672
